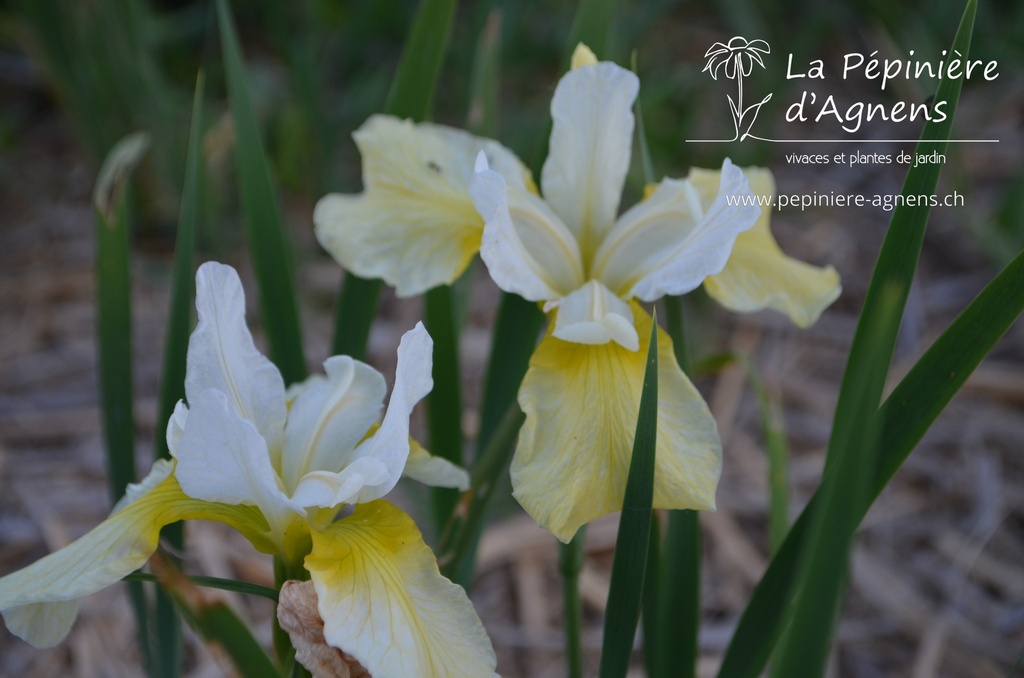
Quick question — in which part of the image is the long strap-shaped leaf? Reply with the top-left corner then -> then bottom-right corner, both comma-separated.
718,242 -> 1024,678
148,72 -> 207,678
772,285 -> 899,676
94,130 -> 151,673
600,314 -> 659,678
331,0 -> 457,359
217,0 -> 306,385
718,2 -> 978,675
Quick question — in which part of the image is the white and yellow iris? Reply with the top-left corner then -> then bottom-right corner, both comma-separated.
0,262 -> 498,678
315,44 -> 841,542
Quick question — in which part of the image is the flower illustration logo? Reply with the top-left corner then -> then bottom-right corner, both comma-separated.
703,37 -> 772,141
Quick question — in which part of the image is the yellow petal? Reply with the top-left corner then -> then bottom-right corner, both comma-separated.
0,461 -> 273,647
314,115 -> 532,298
403,437 -> 470,490
694,167 -> 842,328
514,305 -> 721,542
305,501 -> 498,678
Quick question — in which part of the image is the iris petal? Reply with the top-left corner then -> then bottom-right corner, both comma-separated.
0,461 -> 272,648
547,279 -> 639,351
594,159 -> 760,301
173,389 -> 301,524
472,156 -> 584,300
280,356 -> 385,493
514,305 -> 721,542
314,115 -> 532,297
305,500 -> 498,678
541,60 -> 639,261
185,262 -> 287,461
694,167 -> 842,327
403,437 -> 470,490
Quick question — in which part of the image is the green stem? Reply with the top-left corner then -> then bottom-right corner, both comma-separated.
437,404 -> 525,585
124,572 -> 280,602
561,527 -> 587,678
272,556 -> 310,676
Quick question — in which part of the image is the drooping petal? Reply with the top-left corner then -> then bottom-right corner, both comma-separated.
173,389 -> 301,524
403,437 -> 470,490
314,115 -> 533,298
541,59 -> 639,261
595,159 -> 760,302
513,305 -> 721,542
546,279 -> 639,351
305,500 -> 498,678
280,356 -> 386,493
0,461 -> 272,648
693,167 -> 842,327
471,155 -> 584,300
186,262 -> 287,459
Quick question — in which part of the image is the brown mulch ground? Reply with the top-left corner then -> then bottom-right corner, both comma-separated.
1,78 -> 1023,678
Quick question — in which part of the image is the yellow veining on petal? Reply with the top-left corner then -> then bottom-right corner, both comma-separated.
0,463 -> 273,647
305,501 -> 498,678
694,167 -> 842,327
513,305 -> 721,542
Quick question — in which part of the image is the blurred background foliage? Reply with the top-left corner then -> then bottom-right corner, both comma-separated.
1,0 -> 1022,263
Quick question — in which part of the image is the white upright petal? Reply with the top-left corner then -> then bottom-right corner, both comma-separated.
280,357 -> 386,493
173,389 -> 300,522
596,159 -> 760,301
472,156 -> 584,300
186,262 -> 287,459
547,279 -> 639,351
346,323 -> 434,503
541,61 -> 639,259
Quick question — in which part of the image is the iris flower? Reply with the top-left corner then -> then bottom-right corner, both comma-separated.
0,262 -> 498,677
315,45 -> 840,542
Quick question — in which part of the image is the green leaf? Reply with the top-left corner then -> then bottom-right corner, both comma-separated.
875,247 -> 1024,495
600,313 -> 659,678
773,285 -> 900,677
717,3 -> 978,675
436,294 -> 542,587
152,555 -> 282,677
151,73 -> 208,678
561,526 -> 587,678
739,355 -> 789,553
124,571 -> 280,603
217,0 -> 306,385
719,248 -> 1024,678
94,129 -> 151,675
466,10 -> 503,137
648,296 -> 700,678
567,0 -> 616,62
330,0 -> 457,359
425,285 -> 464,530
